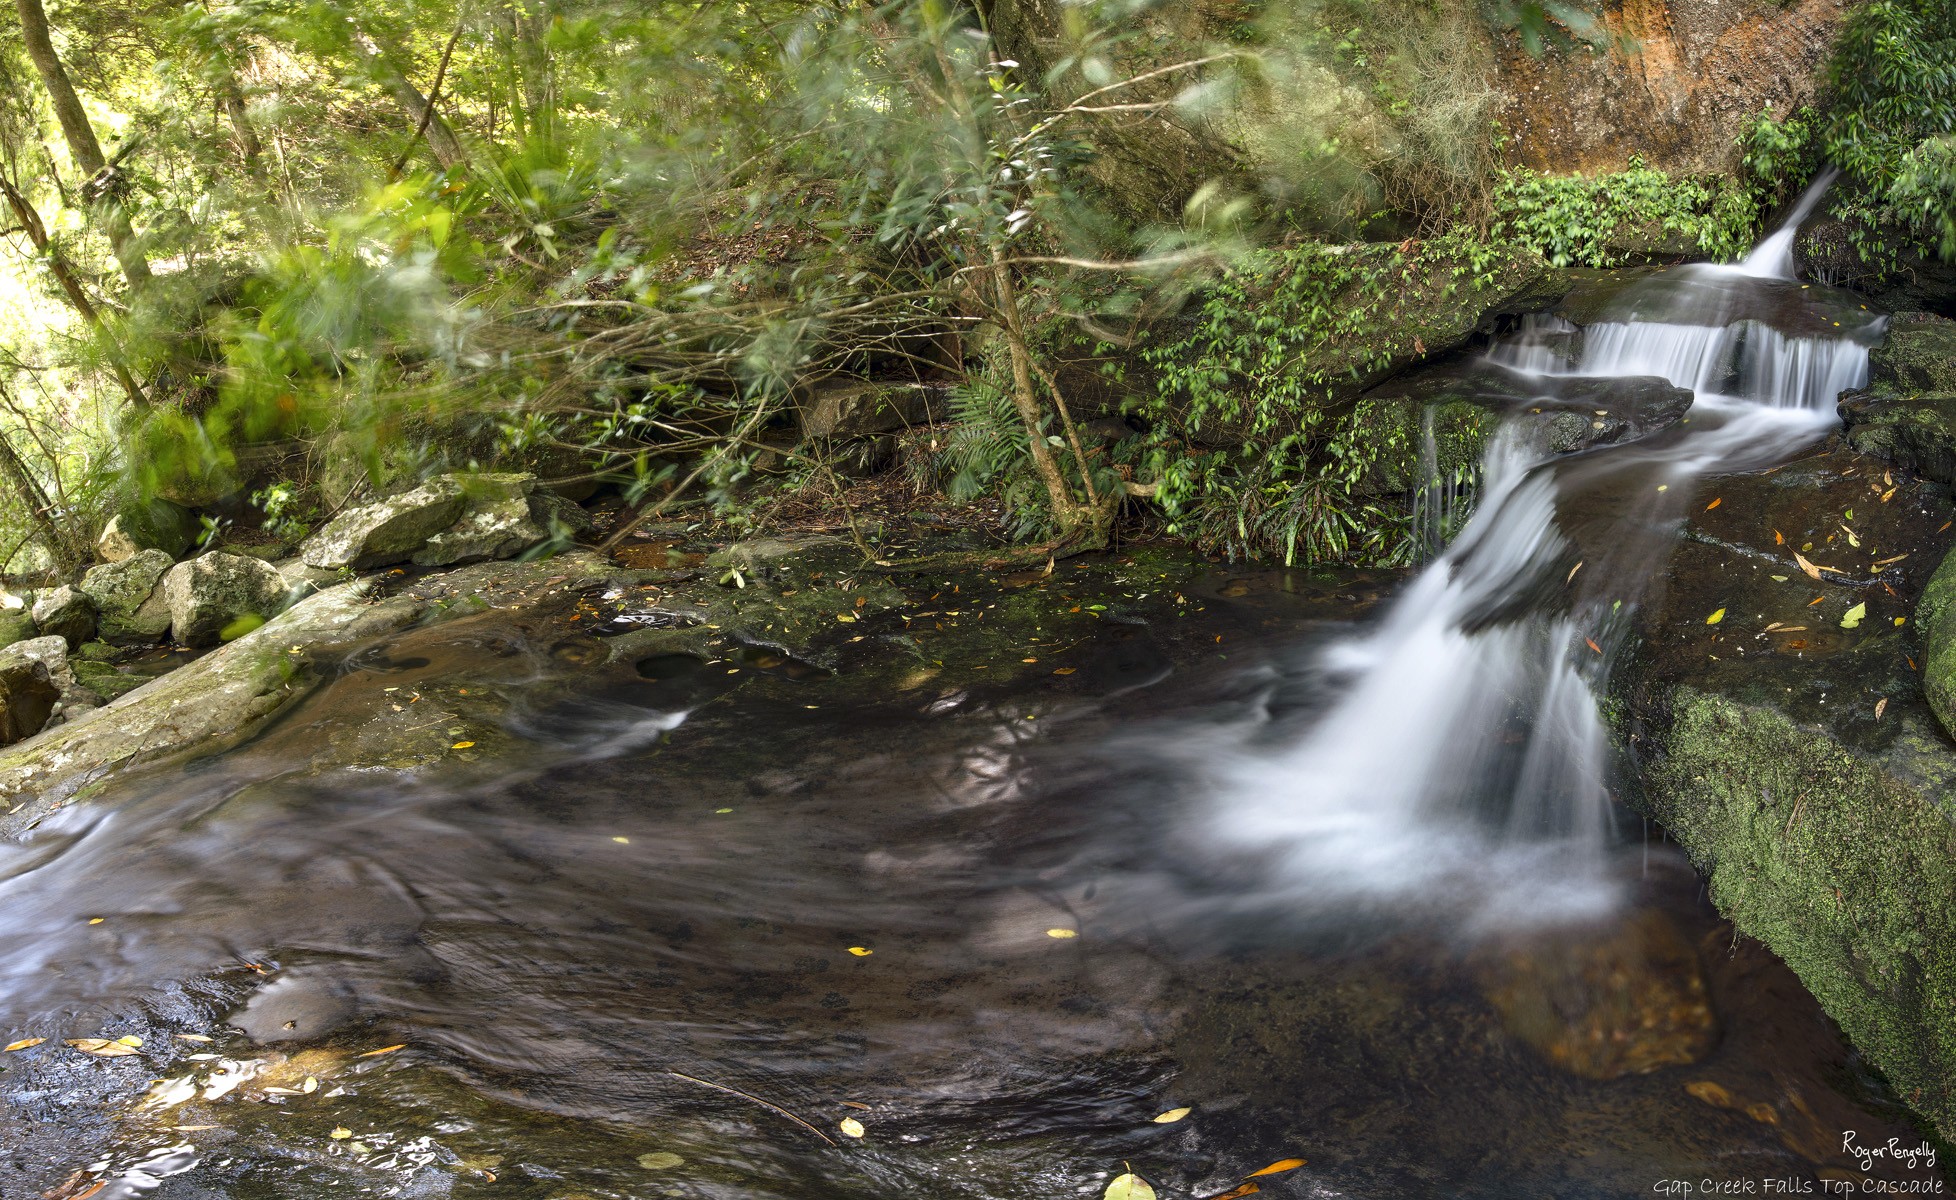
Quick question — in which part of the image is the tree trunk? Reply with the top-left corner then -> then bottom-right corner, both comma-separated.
0,393 -> 79,576
986,245 -> 1107,546
0,175 -> 148,407
215,66 -> 263,174
13,0 -> 151,289
354,31 -> 467,170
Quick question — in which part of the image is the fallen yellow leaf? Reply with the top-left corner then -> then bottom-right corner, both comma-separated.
847,947 -> 873,956
1046,928 -> 1078,939
356,1044 -> 405,1058
1705,608 -> 1725,625
1705,497 -> 1721,510
451,741 -> 475,749
4,1037 -> 44,1052
330,1127 -> 352,1140
1053,667 -> 1076,675
839,1117 -> 866,1139
1153,1107 -> 1192,1124
65,1038 -> 140,1057
612,836 -> 630,844
1247,1158 -> 1307,1178
1105,1173 -> 1156,1200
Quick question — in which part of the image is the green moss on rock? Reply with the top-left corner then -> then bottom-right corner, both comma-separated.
1870,315 -> 1956,393
1644,688 -> 1956,1138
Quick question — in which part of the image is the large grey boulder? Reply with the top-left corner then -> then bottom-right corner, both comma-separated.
79,549 -> 174,639
30,586 -> 97,648
412,474 -> 547,567
300,476 -> 467,570
96,497 -> 198,563
0,657 -> 57,745
163,553 -> 293,647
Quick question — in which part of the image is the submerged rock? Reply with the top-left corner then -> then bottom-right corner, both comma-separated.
163,553 -> 292,648
79,549 -> 174,640
96,497 -> 197,563
0,657 -> 57,745
30,586 -> 97,649
300,476 -> 468,570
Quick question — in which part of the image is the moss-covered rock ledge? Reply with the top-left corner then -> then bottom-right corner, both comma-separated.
1617,442 -> 1956,1139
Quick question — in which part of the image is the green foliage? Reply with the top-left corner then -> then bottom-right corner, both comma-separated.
1490,162 -> 1759,268
1136,233 -> 1508,564
934,360 -> 1052,541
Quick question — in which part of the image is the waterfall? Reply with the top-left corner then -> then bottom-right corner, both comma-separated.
1202,186 -> 1871,926
1736,168 -> 1840,280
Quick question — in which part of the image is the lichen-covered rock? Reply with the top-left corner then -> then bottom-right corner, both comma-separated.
411,474 -> 549,567
0,657 -> 57,745
1868,313 -> 1956,393
78,549 -> 174,640
300,476 -> 467,570
163,553 -> 293,648
30,586 -> 97,648
96,497 -> 197,563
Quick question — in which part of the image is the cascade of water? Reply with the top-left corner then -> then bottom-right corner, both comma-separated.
1737,169 -> 1840,280
1203,179 -> 1872,926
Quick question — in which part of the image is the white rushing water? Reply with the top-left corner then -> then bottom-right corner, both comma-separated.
1204,178 -> 1872,927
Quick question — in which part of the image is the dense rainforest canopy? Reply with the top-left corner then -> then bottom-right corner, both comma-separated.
0,0 -> 1953,571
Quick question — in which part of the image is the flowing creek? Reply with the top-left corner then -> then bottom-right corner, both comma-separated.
0,200 -> 1947,1199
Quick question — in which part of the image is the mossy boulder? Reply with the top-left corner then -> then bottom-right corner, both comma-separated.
29,586 -> 97,649
79,549 -> 174,640
70,659 -> 143,702
1840,391 -> 1956,488
1620,443 -> 1956,1140
1917,548 -> 1956,742
1868,313 -> 1956,394
0,609 -> 35,649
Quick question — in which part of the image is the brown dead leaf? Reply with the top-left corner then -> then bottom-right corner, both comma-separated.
1875,698 -> 1889,720
1705,498 -> 1721,511
1585,638 -> 1602,654
1793,552 -> 1822,581
1205,1186 -> 1261,1200
1774,529 -> 1784,545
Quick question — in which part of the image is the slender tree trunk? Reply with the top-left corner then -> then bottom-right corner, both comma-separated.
0,390 -> 79,576
354,31 -> 467,170
13,0 -> 151,289
987,244 -> 1095,539
0,175 -> 148,407
214,67 -> 263,175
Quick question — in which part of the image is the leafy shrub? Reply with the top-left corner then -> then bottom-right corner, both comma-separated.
1135,233 -> 1515,564
1490,162 -> 1759,268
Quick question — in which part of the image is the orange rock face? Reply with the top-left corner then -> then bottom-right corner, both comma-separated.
1498,0 -> 1853,176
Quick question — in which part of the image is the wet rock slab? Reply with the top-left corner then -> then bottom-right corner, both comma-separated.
1617,439 -> 1956,1139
